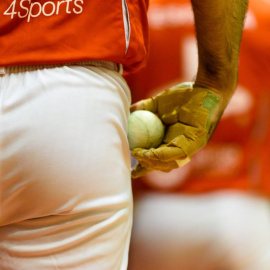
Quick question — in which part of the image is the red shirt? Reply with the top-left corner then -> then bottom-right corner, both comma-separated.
0,0 -> 149,73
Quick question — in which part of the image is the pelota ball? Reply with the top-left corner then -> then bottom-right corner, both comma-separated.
127,110 -> 165,150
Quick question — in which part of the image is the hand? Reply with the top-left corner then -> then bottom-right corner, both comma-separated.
131,82 -> 225,178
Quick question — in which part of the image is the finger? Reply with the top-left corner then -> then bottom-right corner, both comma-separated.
132,148 -> 159,160
130,97 -> 157,113
141,159 -> 179,171
152,146 -> 187,161
131,157 -> 184,178
132,146 -> 186,162
136,158 -> 179,172
131,163 -> 152,179
167,134 -> 204,158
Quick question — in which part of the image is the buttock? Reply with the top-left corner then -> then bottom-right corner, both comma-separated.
0,64 -> 132,224
0,65 -> 133,269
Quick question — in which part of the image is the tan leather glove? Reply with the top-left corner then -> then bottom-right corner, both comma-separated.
131,82 -> 224,178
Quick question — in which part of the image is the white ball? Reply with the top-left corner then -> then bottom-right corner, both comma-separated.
128,110 -> 165,150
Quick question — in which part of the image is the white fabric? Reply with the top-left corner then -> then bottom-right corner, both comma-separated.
129,191 -> 270,270
0,65 -> 133,270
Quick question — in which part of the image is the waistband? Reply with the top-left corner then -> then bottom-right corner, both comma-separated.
0,61 -> 122,75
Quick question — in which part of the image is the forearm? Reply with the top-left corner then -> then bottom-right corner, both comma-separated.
191,0 -> 248,105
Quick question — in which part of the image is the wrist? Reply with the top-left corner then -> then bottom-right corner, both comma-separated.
194,66 -> 238,107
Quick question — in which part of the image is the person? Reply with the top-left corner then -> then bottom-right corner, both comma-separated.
0,0 -> 247,269
126,0 -> 270,269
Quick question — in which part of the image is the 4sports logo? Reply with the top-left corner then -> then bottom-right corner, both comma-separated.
3,0 -> 84,22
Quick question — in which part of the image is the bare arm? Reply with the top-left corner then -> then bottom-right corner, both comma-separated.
191,0 -> 248,106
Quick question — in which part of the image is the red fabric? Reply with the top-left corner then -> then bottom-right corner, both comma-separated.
0,0 -> 149,73
126,0 -> 270,196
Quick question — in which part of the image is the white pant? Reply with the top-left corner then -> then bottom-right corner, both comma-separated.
129,191 -> 270,270
0,64 -> 133,269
